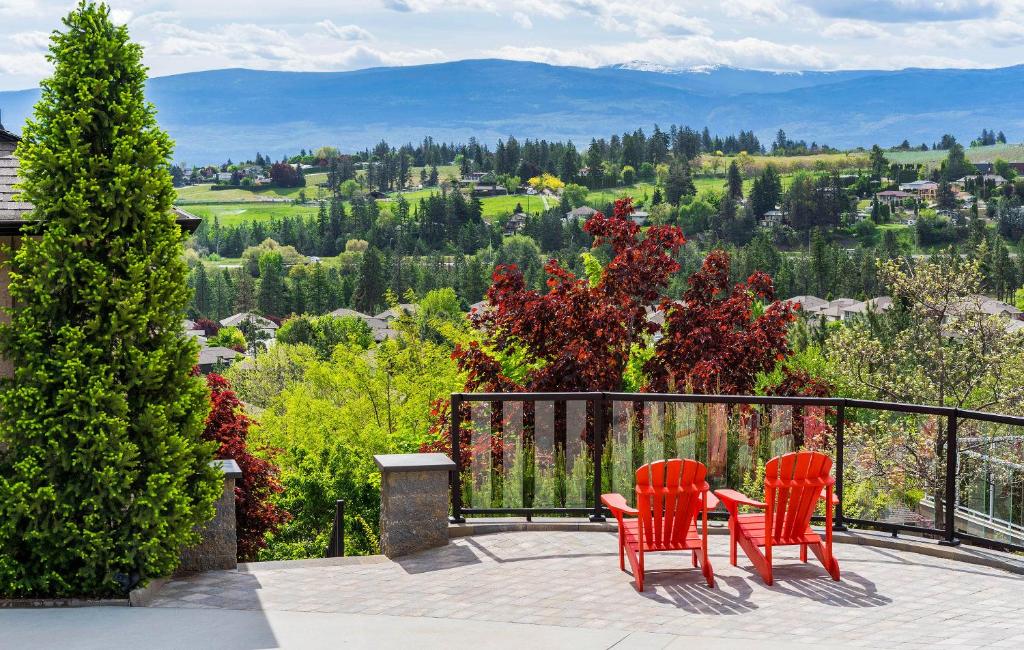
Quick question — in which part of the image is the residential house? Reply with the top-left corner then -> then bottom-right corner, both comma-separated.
198,346 -> 244,374
564,205 -> 597,222
898,180 -> 938,200
875,190 -> 913,208
504,212 -> 528,235
948,295 -> 1024,322
781,295 -> 829,314
375,303 -> 419,323
220,312 -> 279,338
841,296 -> 894,320
0,124 -> 201,378
471,185 -> 507,197
329,307 -> 389,331
953,175 -> 1007,191
808,298 -> 860,323
759,209 -> 786,228
630,210 -> 649,226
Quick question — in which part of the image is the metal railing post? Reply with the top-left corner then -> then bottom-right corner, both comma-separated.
834,401 -> 847,531
590,393 -> 606,522
940,410 -> 960,546
326,499 -> 345,558
449,393 -> 465,523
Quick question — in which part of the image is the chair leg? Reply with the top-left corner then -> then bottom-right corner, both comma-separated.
729,522 -> 737,566
691,550 -> 698,568
800,544 -> 808,563
810,541 -> 841,581
702,548 -> 715,588
619,534 -> 625,572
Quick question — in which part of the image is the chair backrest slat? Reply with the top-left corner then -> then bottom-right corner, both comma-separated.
636,459 -> 706,546
765,450 -> 832,542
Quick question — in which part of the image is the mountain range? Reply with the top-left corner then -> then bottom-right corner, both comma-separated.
1,58 -> 1022,163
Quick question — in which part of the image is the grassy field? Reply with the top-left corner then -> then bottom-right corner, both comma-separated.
699,152 -> 870,174
176,173 -> 329,203
887,143 -> 1024,166
183,202 -> 323,227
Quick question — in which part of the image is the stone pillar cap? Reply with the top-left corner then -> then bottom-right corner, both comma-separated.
374,453 -> 455,473
212,458 -> 243,479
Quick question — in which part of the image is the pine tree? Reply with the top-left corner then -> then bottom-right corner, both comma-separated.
233,268 -> 257,312
191,262 -> 211,317
726,160 -> 743,199
256,251 -> 287,317
0,2 -> 218,598
353,247 -> 386,314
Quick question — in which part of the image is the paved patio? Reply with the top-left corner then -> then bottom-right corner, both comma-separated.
138,530 -> 1024,648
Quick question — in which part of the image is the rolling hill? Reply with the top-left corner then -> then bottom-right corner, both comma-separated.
1,59 -> 1022,163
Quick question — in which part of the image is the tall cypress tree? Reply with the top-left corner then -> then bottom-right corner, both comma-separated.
0,2 -> 218,598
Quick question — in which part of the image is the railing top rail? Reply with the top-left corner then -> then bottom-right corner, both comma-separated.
452,392 -> 1024,426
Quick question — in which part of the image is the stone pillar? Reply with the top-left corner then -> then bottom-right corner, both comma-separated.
375,453 -> 455,558
177,459 -> 243,574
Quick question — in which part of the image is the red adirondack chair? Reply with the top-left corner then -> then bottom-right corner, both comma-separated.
601,458 -> 717,591
715,450 -> 840,585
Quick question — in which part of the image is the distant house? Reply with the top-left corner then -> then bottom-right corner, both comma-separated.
814,298 -> 861,323
952,174 -> 1007,191
471,185 -> 508,197
368,190 -> 387,199
841,296 -> 894,320
329,307 -> 389,331
760,209 -> 785,228
782,295 -> 829,314
504,212 -> 528,235
898,180 -> 938,199
198,346 -> 244,374
215,171 -> 234,182
947,295 -> 1023,322
630,210 -> 649,226
564,205 -> 597,221
220,312 -> 279,337
0,124 -> 201,378
462,172 -> 486,183
374,303 -> 419,323
875,190 -> 913,207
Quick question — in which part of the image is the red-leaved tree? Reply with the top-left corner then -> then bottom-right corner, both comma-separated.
644,249 -> 794,394
204,374 -> 289,560
455,198 -> 685,392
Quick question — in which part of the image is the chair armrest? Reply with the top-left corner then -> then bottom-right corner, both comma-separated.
820,488 -> 840,505
601,493 -> 639,516
702,485 -> 720,511
714,489 -> 766,510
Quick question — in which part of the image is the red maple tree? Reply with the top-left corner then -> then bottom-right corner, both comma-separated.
203,374 -> 289,560
456,198 -> 685,392
644,249 -> 794,395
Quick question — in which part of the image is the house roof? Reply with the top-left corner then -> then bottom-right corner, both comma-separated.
566,205 -> 597,218
198,346 -> 243,367
0,149 -> 202,235
329,307 -> 389,329
877,190 -> 912,198
842,296 -> 894,315
374,303 -> 418,321
782,295 -> 828,312
220,312 -> 279,329
899,180 -> 938,189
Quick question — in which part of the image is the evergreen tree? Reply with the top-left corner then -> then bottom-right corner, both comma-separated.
664,160 -> 696,205
256,251 -> 287,316
191,262 -> 211,317
233,268 -> 257,312
0,2 -> 218,598
726,160 -> 743,199
353,246 -> 386,314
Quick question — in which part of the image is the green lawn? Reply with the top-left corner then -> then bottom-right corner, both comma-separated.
887,143 -> 1024,166
183,202 -> 324,227
176,173 -> 329,203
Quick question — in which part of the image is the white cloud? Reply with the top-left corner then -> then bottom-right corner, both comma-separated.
723,0 -> 789,22
801,0 -> 999,23
0,0 -> 40,16
317,19 -> 373,41
9,29 -> 49,49
512,12 -> 532,29
0,50 -> 48,76
822,20 -> 883,39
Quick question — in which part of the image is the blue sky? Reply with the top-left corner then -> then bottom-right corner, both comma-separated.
1,0 -> 1023,90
